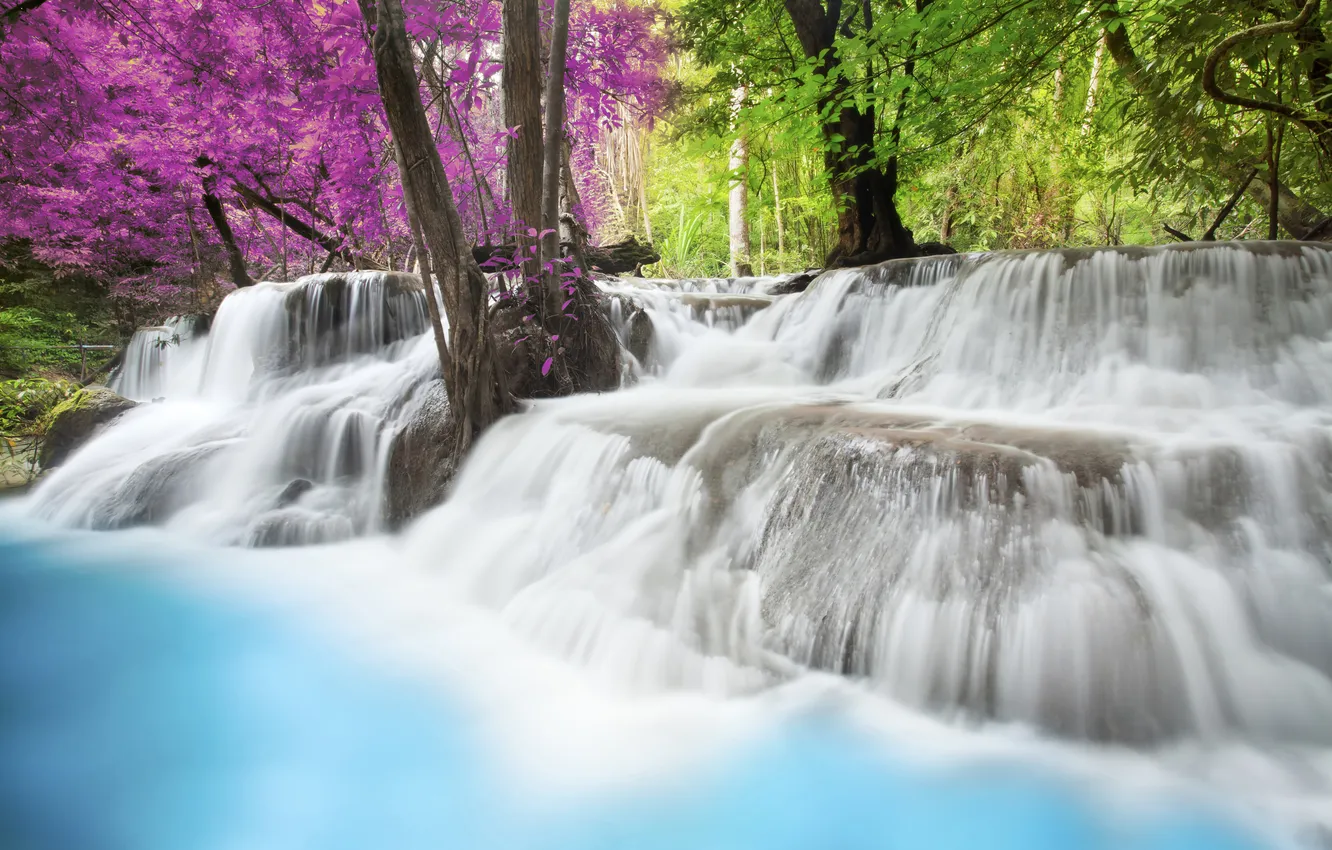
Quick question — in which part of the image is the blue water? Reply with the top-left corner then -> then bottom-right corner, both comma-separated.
0,525 -> 1272,850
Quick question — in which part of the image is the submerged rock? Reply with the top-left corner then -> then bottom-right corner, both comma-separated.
275,478 -> 314,508
39,387 -> 138,469
88,443 -> 229,529
383,380 -> 457,529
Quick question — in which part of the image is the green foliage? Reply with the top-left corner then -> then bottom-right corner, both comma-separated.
0,242 -> 120,379
0,377 -> 78,435
642,0 -> 1332,268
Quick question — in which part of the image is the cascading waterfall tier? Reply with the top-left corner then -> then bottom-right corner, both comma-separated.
406,242 -> 1332,753
110,314 -> 207,401
28,270 -> 436,546
22,243 -> 1332,776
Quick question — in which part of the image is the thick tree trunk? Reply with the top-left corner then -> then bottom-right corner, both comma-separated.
1101,0 -> 1332,241
783,0 -> 917,266
503,0 -> 544,285
200,179 -> 253,288
360,0 -> 512,450
728,85 -> 753,277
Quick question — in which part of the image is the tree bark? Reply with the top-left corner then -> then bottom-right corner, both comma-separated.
638,130 -> 654,242
360,0 -> 512,450
783,0 -> 917,266
540,0 -> 572,279
728,84 -> 753,277
503,0 -> 544,285
201,178 -> 254,288
1081,34 -> 1106,135
394,141 -> 454,382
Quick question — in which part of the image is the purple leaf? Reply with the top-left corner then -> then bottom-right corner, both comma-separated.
541,356 -> 553,376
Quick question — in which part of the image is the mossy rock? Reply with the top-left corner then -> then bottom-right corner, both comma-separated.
39,387 -> 138,469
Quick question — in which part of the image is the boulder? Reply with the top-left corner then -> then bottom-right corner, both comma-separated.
382,380 -> 457,529
768,270 -> 820,295
626,305 -> 654,364
39,387 -> 138,469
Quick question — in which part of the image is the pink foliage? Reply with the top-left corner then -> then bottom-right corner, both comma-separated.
0,0 -> 671,303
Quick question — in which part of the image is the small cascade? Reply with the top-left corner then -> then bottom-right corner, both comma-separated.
602,276 -> 780,374
109,314 -> 206,401
28,270 -> 436,545
197,270 -> 430,401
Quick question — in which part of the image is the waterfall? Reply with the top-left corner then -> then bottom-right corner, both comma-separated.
31,271 -> 436,545
13,242 -> 1332,846
109,314 -> 204,401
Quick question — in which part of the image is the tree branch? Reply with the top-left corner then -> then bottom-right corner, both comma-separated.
1201,0 -> 1330,145
1202,168 -> 1258,240
232,181 -> 381,269
1,0 -> 50,21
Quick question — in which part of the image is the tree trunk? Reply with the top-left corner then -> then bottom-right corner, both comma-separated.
772,165 -> 785,254
728,84 -> 753,277
783,0 -> 917,266
503,0 -> 544,285
394,141 -> 454,383
1081,34 -> 1106,135
360,0 -> 512,451
540,0 -> 572,283
201,178 -> 253,288
638,130 -> 653,242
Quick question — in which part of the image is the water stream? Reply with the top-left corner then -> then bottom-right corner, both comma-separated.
6,242 -> 1332,849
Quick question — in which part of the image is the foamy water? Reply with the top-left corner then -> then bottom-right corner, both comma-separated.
9,243 -> 1332,848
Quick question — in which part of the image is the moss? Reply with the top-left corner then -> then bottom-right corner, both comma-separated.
39,386 -> 137,469
40,388 -> 98,433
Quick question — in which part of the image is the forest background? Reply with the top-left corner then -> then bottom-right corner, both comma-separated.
1,0 -> 1329,388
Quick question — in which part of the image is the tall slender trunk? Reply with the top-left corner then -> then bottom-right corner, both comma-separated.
540,0 -> 572,280
503,0 -> 544,285
728,84 -> 753,277
395,142 -> 453,382
360,0 -> 512,451
772,165 -> 785,254
201,178 -> 253,288
940,183 -> 958,242
1080,34 -> 1106,135
638,129 -> 653,242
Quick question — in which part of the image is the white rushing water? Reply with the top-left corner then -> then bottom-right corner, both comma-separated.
16,242 -> 1332,846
